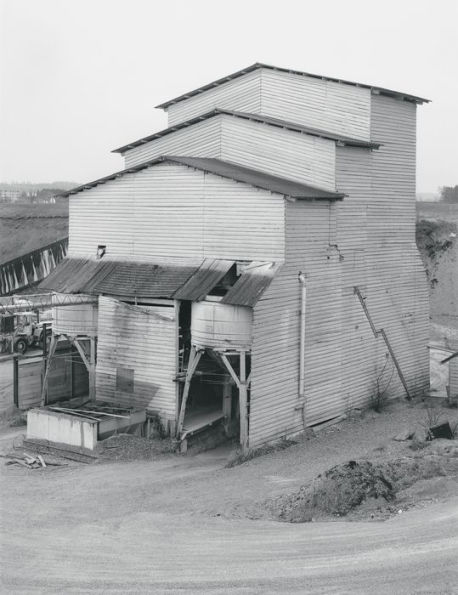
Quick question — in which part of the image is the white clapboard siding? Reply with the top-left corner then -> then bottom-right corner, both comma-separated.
220,115 -> 336,191
250,201 -> 343,448
123,114 -> 336,191
331,96 -> 429,409
367,94 -> 429,397
368,95 -> 417,243
123,118 -> 222,168
335,146 -> 376,407
96,296 -> 177,424
166,70 -> 262,126
259,69 -> 371,141
69,163 -> 285,263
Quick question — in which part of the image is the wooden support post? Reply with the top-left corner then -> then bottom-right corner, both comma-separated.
89,337 -> 96,401
222,375 -> 233,436
72,337 -> 96,402
40,334 -> 59,406
239,351 -> 248,453
13,355 -> 19,408
176,346 -> 202,439
220,351 -> 250,453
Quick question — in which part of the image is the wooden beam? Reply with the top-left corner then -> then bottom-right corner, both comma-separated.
222,375 -> 233,436
72,338 -> 89,370
220,354 -> 241,388
239,351 -> 248,452
40,334 -> 59,406
176,347 -> 202,438
89,337 -> 96,401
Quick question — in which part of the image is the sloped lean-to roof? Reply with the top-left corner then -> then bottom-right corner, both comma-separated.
40,258 -> 197,299
155,62 -> 430,109
39,258 -> 279,307
59,155 -> 346,201
112,108 -> 381,154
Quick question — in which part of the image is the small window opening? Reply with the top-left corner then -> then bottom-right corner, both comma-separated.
208,263 -> 243,296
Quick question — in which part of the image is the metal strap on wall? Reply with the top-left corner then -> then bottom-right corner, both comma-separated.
354,286 -> 411,400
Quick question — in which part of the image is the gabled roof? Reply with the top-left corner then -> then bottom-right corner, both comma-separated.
155,62 -> 430,109
59,155 -> 346,200
112,108 -> 380,154
39,257 -> 279,306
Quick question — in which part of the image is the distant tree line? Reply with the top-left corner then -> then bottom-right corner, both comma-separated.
439,186 -> 458,203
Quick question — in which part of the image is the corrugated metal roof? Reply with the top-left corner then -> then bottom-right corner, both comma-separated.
95,261 -> 197,298
156,63 -> 430,109
112,108 -> 380,154
40,258 -> 198,299
39,258 -> 281,305
174,259 -> 233,301
59,155 -> 345,200
40,258 -> 101,294
222,262 -> 280,307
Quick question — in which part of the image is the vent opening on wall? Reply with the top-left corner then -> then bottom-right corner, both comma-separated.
97,245 -> 106,259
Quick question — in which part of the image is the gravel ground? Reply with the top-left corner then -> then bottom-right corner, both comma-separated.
2,398 -> 458,522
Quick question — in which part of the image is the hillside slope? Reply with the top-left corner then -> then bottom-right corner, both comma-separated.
0,202 -> 68,264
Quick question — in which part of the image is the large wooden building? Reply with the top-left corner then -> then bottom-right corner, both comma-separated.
41,63 -> 430,449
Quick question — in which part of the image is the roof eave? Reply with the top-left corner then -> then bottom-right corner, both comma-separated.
57,155 -> 345,201
112,108 -> 382,154
155,62 -> 430,109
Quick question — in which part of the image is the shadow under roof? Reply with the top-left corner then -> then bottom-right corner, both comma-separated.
59,155 -> 346,200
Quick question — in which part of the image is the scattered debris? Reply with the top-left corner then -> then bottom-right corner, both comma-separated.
22,438 -> 98,463
2,451 -> 65,469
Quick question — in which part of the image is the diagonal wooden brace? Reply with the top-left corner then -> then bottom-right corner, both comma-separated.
176,346 -> 203,439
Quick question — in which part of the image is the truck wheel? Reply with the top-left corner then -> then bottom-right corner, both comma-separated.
14,338 -> 28,355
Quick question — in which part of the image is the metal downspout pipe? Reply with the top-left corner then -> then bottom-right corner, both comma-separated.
298,272 -> 307,427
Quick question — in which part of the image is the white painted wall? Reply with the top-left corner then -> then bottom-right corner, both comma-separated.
69,163 -> 285,263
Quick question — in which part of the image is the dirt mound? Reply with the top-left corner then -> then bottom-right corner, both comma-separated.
269,456 -> 447,522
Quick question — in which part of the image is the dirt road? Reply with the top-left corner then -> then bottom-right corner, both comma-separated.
2,441 -> 457,594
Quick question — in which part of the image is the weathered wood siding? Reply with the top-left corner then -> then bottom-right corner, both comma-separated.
123,118 -> 222,168
219,115 -> 335,190
164,68 -> 371,142
250,201 -> 342,448
333,96 -> 429,406
69,163 -> 285,263
165,70 -> 262,126
366,95 -> 429,397
259,69 -> 372,141
249,95 -> 429,448
123,114 -> 336,191
96,297 -> 177,425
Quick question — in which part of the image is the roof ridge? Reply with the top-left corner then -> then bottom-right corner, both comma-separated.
154,63 -> 430,109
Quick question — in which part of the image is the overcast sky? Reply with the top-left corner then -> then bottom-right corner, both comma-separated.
1,0 -> 457,192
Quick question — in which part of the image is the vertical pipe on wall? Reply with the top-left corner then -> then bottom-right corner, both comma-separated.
298,272 -> 307,424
